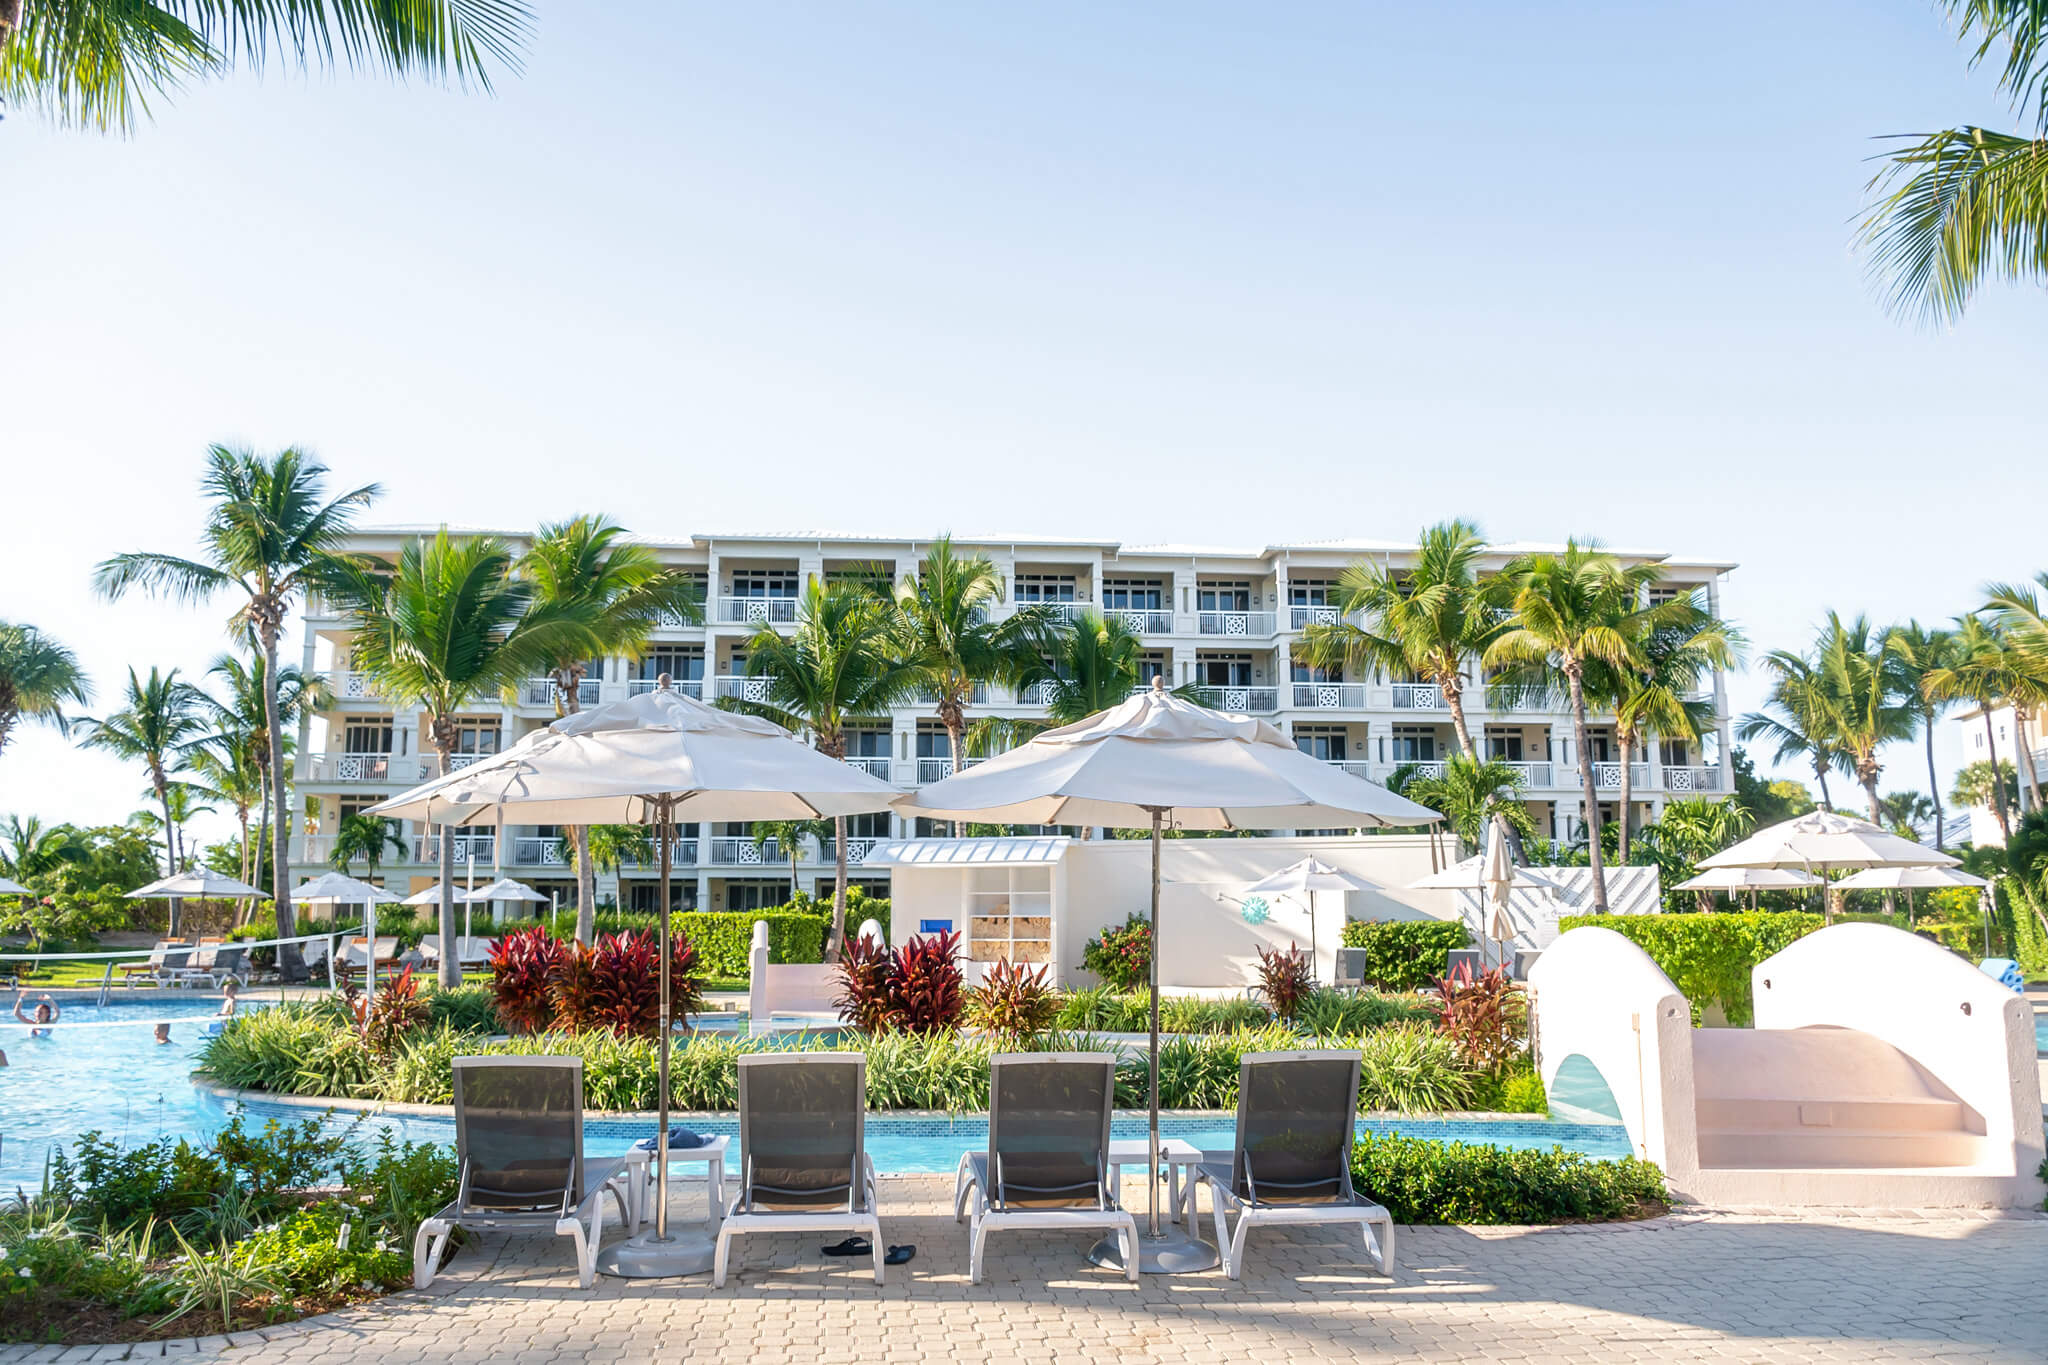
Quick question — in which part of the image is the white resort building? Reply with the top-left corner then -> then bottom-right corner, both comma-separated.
289,530 -> 1737,912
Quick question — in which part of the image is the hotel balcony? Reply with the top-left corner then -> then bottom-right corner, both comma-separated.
520,676 -> 601,708
911,755 -> 990,784
1391,682 -> 1446,711
716,595 -> 798,625
411,832 -> 499,866
325,670 -> 384,702
1288,605 -> 1356,631
1661,765 -> 1723,793
1192,685 -> 1280,714
301,751 -> 486,784
1289,681 -> 1367,710
1196,610 -> 1277,638
711,674 -> 777,703
841,755 -> 894,782
627,676 -> 705,698
1012,600 -> 1095,623
1588,762 -> 1653,791
1099,607 -> 1174,635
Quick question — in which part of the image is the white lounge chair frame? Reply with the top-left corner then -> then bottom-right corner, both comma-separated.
412,1055 -> 644,1289
714,1052 -> 882,1287
952,1052 -> 1137,1283
1192,1049 -> 1396,1280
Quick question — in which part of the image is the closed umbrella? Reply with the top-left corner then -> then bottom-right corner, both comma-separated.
1481,819 -> 1516,963
366,679 -> 898,1279
1237,856 -> 1380,975
896,677 -> 1440,1273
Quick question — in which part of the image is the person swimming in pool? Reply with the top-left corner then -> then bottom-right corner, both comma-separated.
13,990 -> 59,1037
217,979 -> 240,1017
154,1022 -> 173,1044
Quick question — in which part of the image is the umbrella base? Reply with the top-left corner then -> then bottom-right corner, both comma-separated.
1087,1227 -> 1219,1275
595,1229 -> 716,1278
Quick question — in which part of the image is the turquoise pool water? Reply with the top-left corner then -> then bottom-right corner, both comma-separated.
0,998 -> 1632,1190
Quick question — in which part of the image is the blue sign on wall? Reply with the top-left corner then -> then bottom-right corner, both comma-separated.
919,919 -> 954,935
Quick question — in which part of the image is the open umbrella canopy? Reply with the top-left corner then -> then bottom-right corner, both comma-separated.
460,877 -> 551,903
126,869 -> 267,899
1696,811 -> 1957,872
1239,856 -> 1381,899
1831,865 -> 1990,890
1674,866 -> 1825,891
400,885 -> 451,907
365,687 -> 897,826
895,680 -> 1440,830
293,872 -> 402,904
0,876 -> 32,895
1409,855 -> 1562,892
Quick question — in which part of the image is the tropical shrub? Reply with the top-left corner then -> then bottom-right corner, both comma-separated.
1162,995 -> 1269,1033
487,926 -> 567,1033
1294,988 -> 1436,1035
834,932 -> 896,1031
425,983 -> 503,1033
1355,1024 -> 1479,1112
1339,918 -> 1472,990
199,1002 -> 377,1098
1431,966 -> 1526,1072
1351,1133 -> 1664,1224
966,959 -> 1060,1038
1469,1057 -> 1548,1114
236,1203 -> 410,1295
548,929 -> 704,1037
1558,911 -> 1824,1025
1081,912 -> 1152,989
1255,943 -> 1315,1020
1054,984 -> 1147,1032
671,910 -> 826,976
347,964 -> 432,1061
887,930 -> 965,1033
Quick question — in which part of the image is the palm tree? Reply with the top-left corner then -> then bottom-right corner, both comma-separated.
520,514 -> 706,943
95,446 -> 377,977
750,818 -> 835,905
0,622 -> 92,757
75,668 -> 206,902
330,813 -> 404,882
159,781 -> 216,871
1979,572 -> 2048,809
1950,759 -> 2019,817
560,823 -> 654,888
1642,795 -> 1754,909
969,610 -> 1194,767
1877,791 -> 1939,840
1300,519 -> 1505,757
2,1 -> 534,133
1888,622 -> 1967,848
1859,1 -> 2048,324
1596,596 -> 1741,862
891,537 -> 1057,806
734,578 -> 918,960
196,651 -> 328,900
1484,540 -> 1663,914
187,741 -> 264,889
1404,755 -> 1536,850
1812,614 -> 1918,826
328,530 -> 591,987
0,814 -> 83,887
1739,649 -> 1848,814
1925,613 -> 2043,840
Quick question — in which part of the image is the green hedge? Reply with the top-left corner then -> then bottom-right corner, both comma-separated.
672,911 -> 826,977
1339,919 -> 1472,990
1558,911 -> 1823,1026
1350,1132 -> 1665,1223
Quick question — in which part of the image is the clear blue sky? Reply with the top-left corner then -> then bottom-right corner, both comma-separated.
3,1 -> 2043,842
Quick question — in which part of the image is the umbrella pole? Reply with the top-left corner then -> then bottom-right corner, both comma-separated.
1148,806 -> 1162,1239
657,791 -> 673,1240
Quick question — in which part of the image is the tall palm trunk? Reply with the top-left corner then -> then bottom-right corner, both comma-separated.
1983,713 -> 2013,839
255,760 -> 272,928
1860,769 -> 1885,825
151,764 -> 179,934
818,728 -> 851,964
1615,731 -> 1635,864
558,664 -> 598,944
430,716 -> 462,989
1566,664 -> 1610,914
260,626 -> 306,980
2015,707 -> 2043,812
1924,717 -> 1944,849
1812,757 -> 1834,813
1439,669 -> 1476,757
941,693 -> 968,838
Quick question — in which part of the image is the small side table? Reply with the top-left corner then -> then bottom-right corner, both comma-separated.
1107,1138 -> 1206,1226
629,1134 -> 731,1229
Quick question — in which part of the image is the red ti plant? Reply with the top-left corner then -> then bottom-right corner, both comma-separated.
550,929 -> 706,1037
1430,965 -> 1527,1072
347,963 -> 431,1060
488,926 -> 567,1034
887,929 -> 964,1034
834,929 -> 894,1032
967,958 -> 1058,1038
1255,942 -> 1315,1021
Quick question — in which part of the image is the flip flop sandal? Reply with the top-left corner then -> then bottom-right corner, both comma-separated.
822,1237 -> 871,1257
884,1245 -> 916,1266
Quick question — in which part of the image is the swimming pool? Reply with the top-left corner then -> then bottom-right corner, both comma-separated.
0,997 -> 1633,1189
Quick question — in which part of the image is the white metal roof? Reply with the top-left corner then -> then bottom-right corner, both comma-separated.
860,837 -> 1074,867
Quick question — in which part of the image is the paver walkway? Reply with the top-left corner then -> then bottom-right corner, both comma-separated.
7,1176 -> 2044,1363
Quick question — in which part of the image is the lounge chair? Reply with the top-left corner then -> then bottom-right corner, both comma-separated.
165,938 -> 225,988
412,1055 -> 645,1289
1190,1049 -> 1395,1280
714,1053 -> 882,1287
1332,947 -> 1369,993
206,945 -> 249,988
952,1053 -> 1136,1284
119,940 -> 188,989
419,935 -> 493,973
335,936 -> 401,989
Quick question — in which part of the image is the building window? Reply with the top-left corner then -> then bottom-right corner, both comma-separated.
1582,733 -> 1613,762
1389,726 -> 1437,762
842,811 -> 892,839
1136,653 -> 1167,685
1486,729 -> 1524,762
844,729 -> 889,757
627,880 -> 697,913
916,730 -> 951,759
1102,579 -> 1163,610
1014,574 -> 1076,603
639,647 -> 704,681
1294,726 -> 1347,761
1659,738 -> 1691,767
1290,653 -> 1339,684
1197,654 -> 1253,687
1198,581 -> 1251,612
343,720 -> 393,753
1287,580 -> 1334,606
724,880 -> 790,911
727,569 -> 799,599
450,721 -> 500,756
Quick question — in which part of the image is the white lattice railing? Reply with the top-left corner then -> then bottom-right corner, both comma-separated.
1661,765 -> 1722,792
627,677 -> 704,697
521,677 -> 601,707
716,596 -> 798,624
1588,763 -> 1652,790
1290,682 -> 1366,710
1392,682 -> 1445,710
1100,608 -> 1173,634
1196,611 -> 1277,637
842,755 -> 893,781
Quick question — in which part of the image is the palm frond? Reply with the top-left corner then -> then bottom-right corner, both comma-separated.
1860,125 -> 2048,325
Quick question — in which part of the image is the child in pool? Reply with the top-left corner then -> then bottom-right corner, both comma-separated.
12,990 -> 58,1037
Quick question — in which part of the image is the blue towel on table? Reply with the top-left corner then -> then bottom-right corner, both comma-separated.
634,1125 -> 708,1151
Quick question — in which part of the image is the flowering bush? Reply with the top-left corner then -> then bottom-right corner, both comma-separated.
488,926 -> 567,1033
1081,912 -> 1152,990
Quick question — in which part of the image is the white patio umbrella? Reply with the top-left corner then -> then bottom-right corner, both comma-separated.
1673,865 -> 1824,910
126,868 -> 268,938
895,677 -> 1440,1273
460,876 -> 549,939
296,873 -> 402,996
0,877 -> 28,895
1832,864 -> 1990,925
365,679 -> 899,1278
1237,856 -> 1379,973
1696,811 -> 1957,920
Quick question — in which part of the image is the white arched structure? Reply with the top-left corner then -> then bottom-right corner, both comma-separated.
1532,923 -> 2046,1209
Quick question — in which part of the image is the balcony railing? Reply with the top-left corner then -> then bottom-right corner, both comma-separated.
303,752 -> 487,784
1290,681 -> 1365,710
411,833 -> 497,865
510,836 -> 570,867
627,677 -> 705,698
327,670 -> 382,700
712,674 -> 778,703
1101,607 -> 1173,634
1321,759 -> 1375,779
707,836 -> 792,865
1196,611 -> 1276,638
1015,679 -> 1059,706
842,755 -> 893,781
916,757 -> 956,784
1288,604 -> 1350,630
716,595 -> 798,625
1588,762 -> 1652,790
1391,682 -> 1445,710
817,838 -> 881,866
1661,765 -> 1722,793
1013,600 -> 1094,623
618,839 -> 699,868
522,677 -> 601,707
912,683 -> 989,705
1193,685 -> 1279,714
1494,761 -> 1556,788
1378,760 -> 1445,782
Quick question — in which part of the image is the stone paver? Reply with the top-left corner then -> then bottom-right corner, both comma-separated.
7,1176 -> 2044,1363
